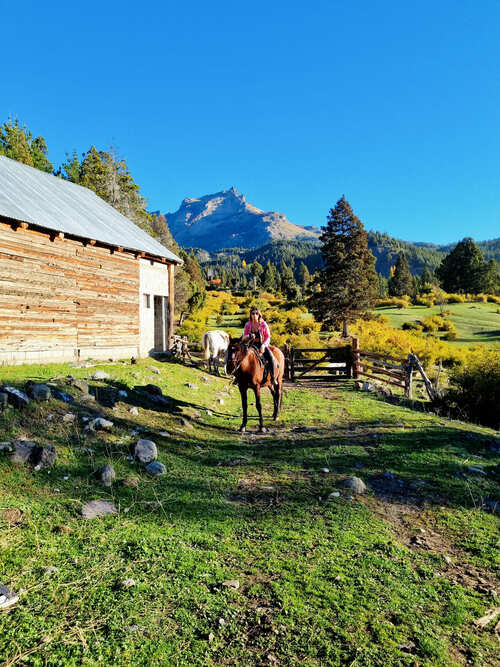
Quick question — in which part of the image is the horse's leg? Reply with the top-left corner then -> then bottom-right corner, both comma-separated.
271,382 -> 280,420
214,355 -> 219,376
254,385 -> 266,432
239,385 -> 248,432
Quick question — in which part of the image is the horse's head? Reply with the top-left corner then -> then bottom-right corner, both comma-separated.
225,337 -> 249,374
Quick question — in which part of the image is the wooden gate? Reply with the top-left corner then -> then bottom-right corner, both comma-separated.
284,344 -> 352,382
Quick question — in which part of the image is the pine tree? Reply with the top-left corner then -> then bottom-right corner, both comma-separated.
419,267 -> 434,294
436,238 -> 487,293
297,262 -> 311,289
388,252 -> 413,296
280,261 -> 297,298
262,261 -> 277,292
308,196 -> 377,336
250,260 -> 263,290
0,117 -> 53,172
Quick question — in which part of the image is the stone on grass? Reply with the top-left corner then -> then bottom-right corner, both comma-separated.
62,413 -> 76,423
0,585 -> 19,611
217,398 -> 224,405
87,417 -> 114,432
122,578 -> 136,588
134,439 -> 157,463
10,440 -> 36,464
158,431 -> 170,438
25,383 -> 51,402
92,370 -> 110,380
222,579 -> 240,590
44,566 -> 59,575
129,406 -> 139,416
0,508 -> 23,525
328,492 -> 340,499
343,476 -> 367,495
79,393 -> 95,403
123,476 -> 139,488
145,461 -> 166,476
99,464 -> 116,487
81,500 -> 117,519
321,468 -> 330,474
71,379 -> 90,393
187,383 -> 199,390
31,445 -> 56,470
2,386 -> 30,409
147,366 -> 160,375
144,384 -> 163,396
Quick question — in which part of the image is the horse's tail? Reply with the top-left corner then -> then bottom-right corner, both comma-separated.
202,333 -> 211,360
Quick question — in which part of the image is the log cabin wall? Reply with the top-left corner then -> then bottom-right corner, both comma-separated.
0,221 -> 140,364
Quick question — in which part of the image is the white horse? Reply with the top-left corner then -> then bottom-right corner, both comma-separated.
202,330 -> 230,375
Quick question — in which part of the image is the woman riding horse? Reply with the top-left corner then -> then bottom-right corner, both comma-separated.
226,307 -> 284,432
242,308 -> 278,385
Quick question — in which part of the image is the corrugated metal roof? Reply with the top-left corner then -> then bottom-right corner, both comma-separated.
0,155 -> 182,263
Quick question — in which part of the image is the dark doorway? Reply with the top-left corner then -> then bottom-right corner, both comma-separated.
154,296 -> 167,351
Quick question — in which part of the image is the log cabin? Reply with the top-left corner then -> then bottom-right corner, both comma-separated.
0,155 -> 182,365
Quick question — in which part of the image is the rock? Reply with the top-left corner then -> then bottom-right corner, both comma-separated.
0,392 -> 8,411
87,417 -> 114,432
187,383 -> 199,390
144,384 -> 163,396
0,584 -> 19,611
2,386 -> 30,408
62,413 -> 76,423
123,476 -> 139,488
79,393 -> 96,403
0,508 -> 23,525
31,445 -> 56,470
70,379 -> 89,393
10,440 -> 36,464
129,406 -> 139,416
328,492 -> 340,499
217,398 -> 225,405
53,390 -> 74,403
206,409 -> 213,416
222,579 -> 240,590
0,442 -> 12,452
343,476 -> 367,495
99,464 -> 116,487
145,461 -> 166,476
122,578 -> 136,588
134,439 -> 157,463
92,370 -> 110,380
81,500 -> 117,519
147,366 -> 160,375
320,468 -> 330,474
44,565 -> 59,575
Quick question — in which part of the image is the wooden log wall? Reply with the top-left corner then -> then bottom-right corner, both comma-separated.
0,221 -> 140,361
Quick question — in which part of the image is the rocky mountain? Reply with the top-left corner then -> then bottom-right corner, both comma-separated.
161,187 -> 320,250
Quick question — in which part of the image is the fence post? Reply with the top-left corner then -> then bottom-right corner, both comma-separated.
283,344 -> 290,381
405,353 -> 414,398
352,337 -> 360,379
290,346 -> 295,382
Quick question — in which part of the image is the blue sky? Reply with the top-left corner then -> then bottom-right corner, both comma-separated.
2,0 -> 500,244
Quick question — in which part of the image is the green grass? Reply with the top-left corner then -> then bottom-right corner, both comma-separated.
376,302 -> 500,345
0,359 -> 499,665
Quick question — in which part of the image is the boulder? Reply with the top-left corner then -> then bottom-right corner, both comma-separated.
343,476 -> 367,495
31,445 -> 56,470
87,417 -> 114,432
81,500 -> 117,519
134,439 -> 157,463
99,464 -> 116,487
144,384 -> 163,396
147,366 -> 160,375
123,476 -> 139,488
2,386 -> 30,409
129,406 -> 139,416
26,383 -> 51,402
145,461 -> 166,476
52,390 -> 74,404
10,440 -> 36,463
71,379 -> 90,393
92,370 -> 110,380
62,413 -> 76,423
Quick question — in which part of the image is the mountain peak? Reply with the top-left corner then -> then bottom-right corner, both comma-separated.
164,189 -> 319,250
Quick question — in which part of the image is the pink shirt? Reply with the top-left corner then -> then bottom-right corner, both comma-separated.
243,320 -> 271,345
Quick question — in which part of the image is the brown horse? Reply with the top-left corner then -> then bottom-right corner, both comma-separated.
226,338 -> 285,432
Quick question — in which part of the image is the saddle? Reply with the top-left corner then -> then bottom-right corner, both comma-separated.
246,337 -> 273,383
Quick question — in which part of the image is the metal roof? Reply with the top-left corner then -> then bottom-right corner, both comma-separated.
0,155 -> 182,263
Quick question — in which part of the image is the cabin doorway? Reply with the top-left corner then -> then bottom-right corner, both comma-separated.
153,295 -> 168,351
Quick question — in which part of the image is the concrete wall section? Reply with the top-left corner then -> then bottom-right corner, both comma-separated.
139,258 -> 170,357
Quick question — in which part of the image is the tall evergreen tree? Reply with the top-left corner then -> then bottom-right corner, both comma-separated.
436,238 -> 487,293
418,267 -> 434,293
250,260 -> 263,290
308,196 -> 377,336
388,252 -> 413,296
280,261 -> 297,297
297,261 -> 311,289
262,260 -> 278,292
0,117 -> 53,172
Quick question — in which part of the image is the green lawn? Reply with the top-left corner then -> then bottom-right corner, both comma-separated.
0,359 -> 499,665
376,302 -> 500,345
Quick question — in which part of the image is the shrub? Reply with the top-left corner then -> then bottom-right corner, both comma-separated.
446,293 -> 466,303
487,294 -> 500,304
376,296 -> 411,308
421,315 -> 447,332
414,295 -> 435,307
445,347 -> 500,428
402,321 -> 423,332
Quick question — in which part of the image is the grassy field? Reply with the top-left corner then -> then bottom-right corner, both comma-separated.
376,302 -> 500,346
0,358 -> 499,665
